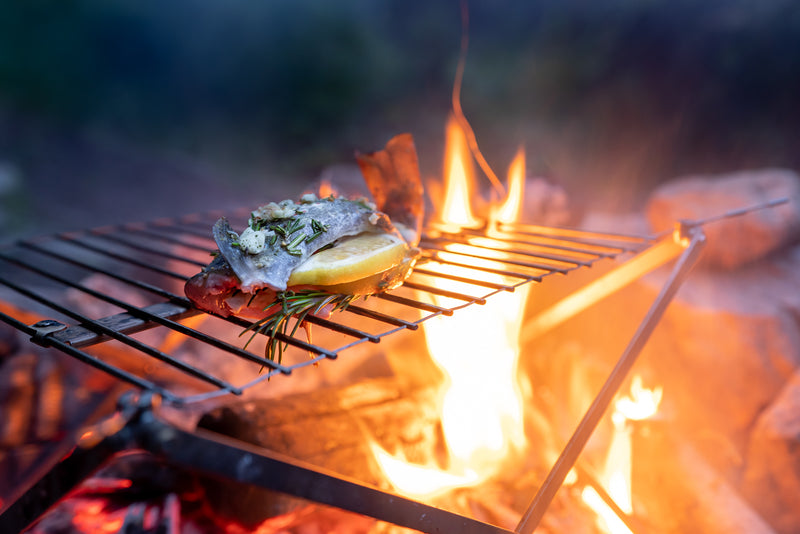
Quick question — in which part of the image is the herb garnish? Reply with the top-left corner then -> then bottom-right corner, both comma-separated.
240,290 -> 361,364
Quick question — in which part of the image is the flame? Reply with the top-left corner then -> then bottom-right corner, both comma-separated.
317,179 -> 335,199
582,376 -> 663,534
492,147 -> 526,225
372,119 -> 530,499
437,115 -> 482,232
614,375 -> 662,422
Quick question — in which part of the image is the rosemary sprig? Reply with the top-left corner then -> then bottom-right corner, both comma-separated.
240,290 -> 361,364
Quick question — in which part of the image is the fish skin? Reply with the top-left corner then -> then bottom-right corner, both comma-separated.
213,197 -> 399,293
185,133 -> 425,318
356,133 -> 424,246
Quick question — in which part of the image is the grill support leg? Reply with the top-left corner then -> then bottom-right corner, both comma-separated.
515,227 -> 706,534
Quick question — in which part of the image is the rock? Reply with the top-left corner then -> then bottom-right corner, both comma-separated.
741,370 -> 800,534
521,177 -> 571,226
646,168 -> 800,269
638,242 -> 800,448
632,420 -> 776,534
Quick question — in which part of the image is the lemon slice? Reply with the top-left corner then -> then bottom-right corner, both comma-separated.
287,232 -> 409,287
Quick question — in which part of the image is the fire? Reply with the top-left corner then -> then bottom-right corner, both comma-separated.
492,147 -> 526,225
437,115 -> 482,232
582,376 -> 663,534
372,118 -> 530,498
69,498 -> 126,534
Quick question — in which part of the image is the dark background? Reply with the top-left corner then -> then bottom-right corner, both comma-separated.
1,0 -> 798,240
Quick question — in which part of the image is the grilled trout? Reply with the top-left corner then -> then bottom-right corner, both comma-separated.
185,134 -> 424,319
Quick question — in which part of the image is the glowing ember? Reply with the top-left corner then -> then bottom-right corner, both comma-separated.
69,498 -> 126,534
372,118 -> 530,499
614,375 -> 662,422
583,375 -> 663,534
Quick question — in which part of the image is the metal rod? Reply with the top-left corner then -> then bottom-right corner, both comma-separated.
89,231 -> 209,267
401,281 -> 486,303
413,267 -> 516,291
60,234 -> 189,281
421,242 -> 570,274
121,225 -> 216,252
158,418 -> 514,534
515,228 -> 706,534
425,234 -> 595,266
20,240 -> 190,304
0,254 -> 246,392
458,228 -> 624,258
377,291 -> 456,316
345,304 -> 420,329
498,221 -> 653,245
574,463 -> 641,534
521,235 -> 687,343
424,253 -> 542,282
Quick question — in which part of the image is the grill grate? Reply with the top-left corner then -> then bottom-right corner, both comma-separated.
1,210 -> 652,405
0,208 -> 710,534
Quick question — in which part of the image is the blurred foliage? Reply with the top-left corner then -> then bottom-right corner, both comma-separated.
0,0 -> 799,205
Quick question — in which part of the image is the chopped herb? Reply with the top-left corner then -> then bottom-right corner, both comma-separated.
310,218 -> 329,233
307,230 -> 324,243
241,290 -> 361,363
285,218 -> 305,236
314,242 -> 336,254
285,233 -> 307,252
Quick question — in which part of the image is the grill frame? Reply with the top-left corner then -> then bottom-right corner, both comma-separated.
1,211 -> 655,406
0,210 -> 705,533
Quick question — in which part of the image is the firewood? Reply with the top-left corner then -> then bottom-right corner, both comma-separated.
196,376 -> 444,527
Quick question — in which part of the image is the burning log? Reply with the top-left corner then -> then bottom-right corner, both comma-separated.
631,419 -> 776,534
196,377 -> 445,528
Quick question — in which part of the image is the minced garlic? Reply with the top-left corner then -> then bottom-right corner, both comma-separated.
239,227 -> 268,254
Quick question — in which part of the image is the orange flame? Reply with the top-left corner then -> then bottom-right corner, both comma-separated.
372,119 -> 529,499
437,115 -> 482,232
492,147 -> 526,225
582,376 -> 663,534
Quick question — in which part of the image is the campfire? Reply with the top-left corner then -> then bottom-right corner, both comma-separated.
2,108 -> 798,534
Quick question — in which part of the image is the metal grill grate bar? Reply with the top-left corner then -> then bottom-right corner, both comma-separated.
88,230 -> 209,267
0,210 -> 656,401
412,267 -> 516,291
420,242 -> 571,275
62,234 -> 190,281
400,280 -> 487,304
0,252 -> 244,394
425,234 -> 597,267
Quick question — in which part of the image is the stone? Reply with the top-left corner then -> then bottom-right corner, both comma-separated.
741,370 -> 800,534
645,168 -> 800,269
638,242 -> 800,448
632,421 -> 776,534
